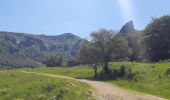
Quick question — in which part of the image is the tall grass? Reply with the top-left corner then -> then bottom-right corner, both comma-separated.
0,70 -> 94,100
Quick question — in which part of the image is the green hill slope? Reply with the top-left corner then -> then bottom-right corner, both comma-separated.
0,32 -> 84,69
0,70 -> 94,100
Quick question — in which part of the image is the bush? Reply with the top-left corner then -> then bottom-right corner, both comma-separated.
43,55 -> 63,67
66,59 -> 79,67
117,65 -> 126,77
166,67 -> 170,76
98,65 -> 135,80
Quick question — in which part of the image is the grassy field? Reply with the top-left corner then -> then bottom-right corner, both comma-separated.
28,61 -> 170,99
108,62 -> 170,99
25,66 -> 95,79
0,70 -> 94,100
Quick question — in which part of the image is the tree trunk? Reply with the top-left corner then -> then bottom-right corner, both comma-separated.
93,65 -> 98,78
103,62 -> 109,74
94,68 -> 97,78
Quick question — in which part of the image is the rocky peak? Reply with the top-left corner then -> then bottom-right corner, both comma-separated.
120,21 -> 135,35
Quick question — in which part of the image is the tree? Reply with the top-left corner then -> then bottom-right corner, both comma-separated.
90,29 -> 115,74
43,54 -> 63,67
90,29 -> 131,74
113,35 -> 132,60
77,43 -> 101,78
78,29 -> 131,77
121,32 -> 140,61
141,15 -> 170,61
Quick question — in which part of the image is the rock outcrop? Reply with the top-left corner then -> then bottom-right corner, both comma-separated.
120,21 -> 135,35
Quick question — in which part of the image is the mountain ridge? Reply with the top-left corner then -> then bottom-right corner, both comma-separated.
0,31 -> 84,69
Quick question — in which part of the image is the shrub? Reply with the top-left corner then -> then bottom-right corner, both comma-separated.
117,65 -> 126,77
43,55 -> 63,67
66,59 -> 79,67
98,65 -> 135,80
166,67 -> 170,76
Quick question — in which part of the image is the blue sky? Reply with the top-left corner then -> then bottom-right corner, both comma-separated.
0,0 -> 169,38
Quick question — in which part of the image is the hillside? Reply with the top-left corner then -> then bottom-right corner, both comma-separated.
0,70 -> 93,100
0,32 -> 84,69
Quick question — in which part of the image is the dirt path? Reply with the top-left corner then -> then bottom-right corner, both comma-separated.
22,71 -> 166,100
80,79 -> 166,100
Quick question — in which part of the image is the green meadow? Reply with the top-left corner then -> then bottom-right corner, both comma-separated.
27,61 -> 170,99
0,70 -> 94,100
1,61 -> 170,99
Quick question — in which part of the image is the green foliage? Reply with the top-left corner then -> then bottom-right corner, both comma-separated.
113,35 -> 132,60
166,67 -> 170,76
77,42 -> 101,65
0,70 -> 94,100
78,28 -> 132,75
66,59 -> 79,67
98,65 -> 134,80
43,55 -> 63,67
121,31 -> 140,61
116,65 -> 126,78
141,15 -> 170,61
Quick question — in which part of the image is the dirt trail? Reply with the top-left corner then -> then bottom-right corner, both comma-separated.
80,79 -> 166,100
22,71 -> 166,100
